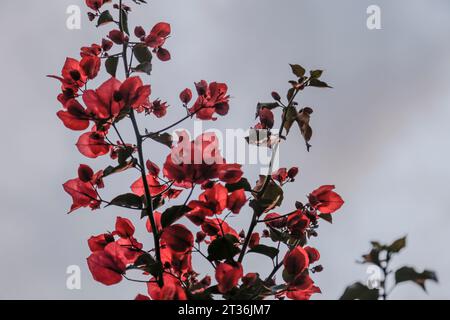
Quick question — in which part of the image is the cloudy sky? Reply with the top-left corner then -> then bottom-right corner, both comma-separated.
1,0 -> 450,299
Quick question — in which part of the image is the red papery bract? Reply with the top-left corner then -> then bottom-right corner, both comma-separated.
161,246 -> 193,277
259,108 -> 274,129
80,55 -> 101,79
160,224 -> 194,253
308,185 -> 344,214
201,218 -> 239,240
57,99 -> 90,131
163,132 -> 243,187
189,82 -> 230,121
88,233 -> 114,252
286,274 -> 321,300
115,217 -> 135,238
188,183 -> 228,218
147,274 -> 187,300
85,0 -> 104,11
76,131 -> 111,158
215,262 -> 243,294
63,177 -> 100,213
83,77 -> 122,119
135,294 -> 151,300
226,189 -> 247,214
145,22 -> 171,48
146,211 -> 162,233
283,246 -> 310,277
131,174 -> 166,197
119,76 -> 151,110
305,246 -> 321,264
87,242 -> 127,286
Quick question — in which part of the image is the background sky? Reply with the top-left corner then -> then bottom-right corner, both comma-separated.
1,0 -> 450,300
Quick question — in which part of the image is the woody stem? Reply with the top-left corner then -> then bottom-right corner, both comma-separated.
119,0 -> 163,288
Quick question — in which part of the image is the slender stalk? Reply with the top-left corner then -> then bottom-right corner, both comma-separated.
118,0 -> 163,287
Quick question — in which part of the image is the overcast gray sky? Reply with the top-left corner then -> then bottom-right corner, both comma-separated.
1,0 -> 450,300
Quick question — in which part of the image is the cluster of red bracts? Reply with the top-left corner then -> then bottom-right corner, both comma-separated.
55,0 -> 346,302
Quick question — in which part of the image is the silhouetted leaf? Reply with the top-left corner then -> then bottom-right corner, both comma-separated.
395,267 -> 438,291
290,64 -> 306,78
97,10 -> 114,26
161,205 -> 191,228
309,78 -> 332,88
207,235 -> 240,261
133,61 -> 152,75
120,9 -> 129,35
310,70 -> 323,79
109,193 -> 143,209
134,44 -> 153,63
319,214 -> 333,224
225,178 -> 252,192
248,245 -> 279,260
134,253 -> 162,277
283,106 -> 298,135
340,282 -> 379,300
146,132 -> 173,148
388,236 -> 407,253
105,56 -> 119,77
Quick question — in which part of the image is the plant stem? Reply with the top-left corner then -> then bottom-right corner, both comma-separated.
118,0 -> 163,287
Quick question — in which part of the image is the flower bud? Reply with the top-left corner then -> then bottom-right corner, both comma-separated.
134,26 -> 146,39
78,164 -> 94,182
179,88 -> 193,104
288,167 -> 299,179
271,91 -> 281,101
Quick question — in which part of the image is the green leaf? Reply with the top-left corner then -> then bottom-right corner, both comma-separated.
103,160 -> 136,178
395,267 -> 438,291
146,132 -> 173,148
319,214 -> 333,224
309,78 -> 332,88
97,10 -> 114,27
207,235 -> 240,261
248,244 -> 279,260
340,282 -> 379,300
105,56 -> 119,77
133,62 -> 153,75
310,70 -> 323,79
119,9 -> 129,35
388,236 -> 407,253
290,64 -> 306,78
134,44 -> 153,63
283,106 -> 298,135
134,253 -> 162,277
253,177 -> 284,212
160,205 -> 191,228
108,193 -> 143,209
225,178 -> 252,192
117,146 -> 134,166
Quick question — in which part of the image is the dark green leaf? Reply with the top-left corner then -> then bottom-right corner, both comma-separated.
319,214 -> 333,224
207,235 -> 240,261
134,253 -> 162,277
133,61 -> 152,75
395,267 -> 438,291
283,106 -> 298,135
225,178 -> 252,192
97,10 -> 114,26
248,245 -> 279,260
105,56 -> 119,77
108,193 -> 143,209
161,205 -> 191,228
388,236 -> 407,253
340,282 -> 379,300
290,64 -> 306,78
120,9 -> 129,35
134,44 -> 153,63
146,132 -> 173,148
309,78 -> 332,88
310,70 -> 323,79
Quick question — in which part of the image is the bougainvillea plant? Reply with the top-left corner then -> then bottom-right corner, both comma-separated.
341,236 -> 438,300
49,0 -> 344,300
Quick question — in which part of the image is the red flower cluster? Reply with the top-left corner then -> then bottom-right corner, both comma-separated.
163,132 -> 243,188
53,0 -> 346,302
178,81 -> 230,121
